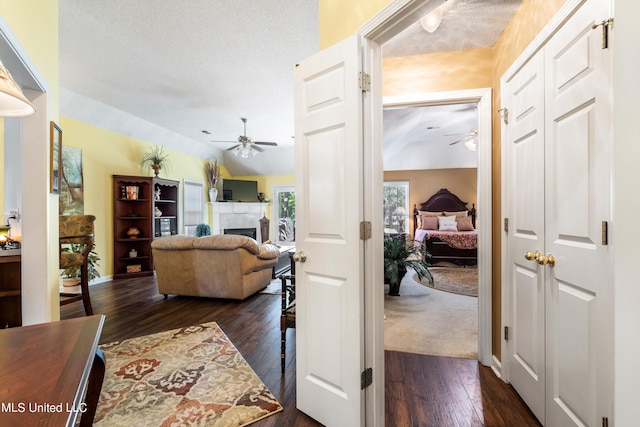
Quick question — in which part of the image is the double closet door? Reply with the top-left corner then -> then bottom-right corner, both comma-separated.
503,0 -> 613,425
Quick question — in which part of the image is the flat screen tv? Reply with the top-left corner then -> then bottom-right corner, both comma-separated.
222,179 -> 259,202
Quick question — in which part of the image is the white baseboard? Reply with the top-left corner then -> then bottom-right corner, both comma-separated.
89,275 -> 113,286
491,355 -> 503,381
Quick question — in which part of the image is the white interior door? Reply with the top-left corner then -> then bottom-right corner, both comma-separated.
294,35 -> 365,426
543,0 -> 613,425
504,49 -> 546,423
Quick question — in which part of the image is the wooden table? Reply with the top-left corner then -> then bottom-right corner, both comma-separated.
0,315 -> 106,426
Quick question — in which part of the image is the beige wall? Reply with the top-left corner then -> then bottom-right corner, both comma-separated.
384,168 -> 477,236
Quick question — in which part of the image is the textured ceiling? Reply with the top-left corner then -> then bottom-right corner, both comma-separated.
58,0 -> 521,175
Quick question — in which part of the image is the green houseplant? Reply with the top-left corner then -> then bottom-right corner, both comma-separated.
141,145 -> 170,176
384,235 -> 433,296
61,244 -> 101,282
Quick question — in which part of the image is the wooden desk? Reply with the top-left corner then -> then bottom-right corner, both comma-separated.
0,315 -> 106,427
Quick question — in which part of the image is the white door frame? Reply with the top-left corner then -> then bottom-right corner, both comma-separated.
383,88 -> 493,367
0,16 -> 51,325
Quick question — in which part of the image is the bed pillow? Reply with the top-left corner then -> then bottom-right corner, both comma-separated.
444,210 -> 468,218
438,215 -> 458,231
420,215 -> 438,230
418,210 -> 442,217
456,215 -> 475,231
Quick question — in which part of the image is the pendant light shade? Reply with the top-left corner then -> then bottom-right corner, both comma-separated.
0,59 -> 35,117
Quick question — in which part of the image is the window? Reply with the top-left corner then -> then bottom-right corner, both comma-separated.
383,181 -> 409,233
183,180 -> 204,235
273,185 -> 295,245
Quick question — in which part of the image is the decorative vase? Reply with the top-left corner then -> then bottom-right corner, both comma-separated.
127,227 -> 140,239
155,207 -> 162,217
129,249 -> 137,258
209,188 -> 218,202
151,163 -> 161,177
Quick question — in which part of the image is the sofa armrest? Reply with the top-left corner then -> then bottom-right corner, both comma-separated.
257,244 -> 279,260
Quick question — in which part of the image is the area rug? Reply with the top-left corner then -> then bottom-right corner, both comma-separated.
413,266 -> 478,297
385,272 -> 478,359
94,322 -> 283,426
259,278 -> 282,295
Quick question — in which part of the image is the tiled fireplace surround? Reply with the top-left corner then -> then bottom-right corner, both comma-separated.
209,202 -> 264,242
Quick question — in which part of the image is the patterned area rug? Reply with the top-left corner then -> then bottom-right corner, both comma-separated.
413,266 -> 478,297
95,322 -> 282,426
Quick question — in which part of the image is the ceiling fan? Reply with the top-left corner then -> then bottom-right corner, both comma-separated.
211,117 -> 278,158
445,129 -> 478,151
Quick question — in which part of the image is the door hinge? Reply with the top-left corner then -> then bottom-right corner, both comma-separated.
504,218 -> 509,233
360,221 -> 372,240
361,367 -> 373,389
498,107 -> 509,125
592,18 -> 614,49
504,326 -> 509,341
602,221 -> 608,245
602,417 -> 609,427
359,71 -> 371,92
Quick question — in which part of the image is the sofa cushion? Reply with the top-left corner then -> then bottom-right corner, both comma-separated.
257,244 -> 280,260
193,234 -> 261,253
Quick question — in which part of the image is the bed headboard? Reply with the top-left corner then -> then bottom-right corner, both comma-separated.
413,188 -> 476,230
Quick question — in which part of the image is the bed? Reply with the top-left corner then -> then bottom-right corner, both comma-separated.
412,188 -> 477,266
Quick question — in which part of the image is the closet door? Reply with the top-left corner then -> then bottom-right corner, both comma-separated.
543,0 -> 613,425
504,51 -> 546,423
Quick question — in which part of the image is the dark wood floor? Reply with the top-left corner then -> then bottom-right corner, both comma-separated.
61,276 -> 540,426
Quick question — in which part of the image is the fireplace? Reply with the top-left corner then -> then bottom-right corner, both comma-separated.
224,228 -> 257,240
209,202 -> 263,242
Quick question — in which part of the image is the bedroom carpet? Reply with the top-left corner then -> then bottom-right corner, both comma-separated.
95,322 -> 282,426
384,270 -> 478,359
413,265 -> 478,297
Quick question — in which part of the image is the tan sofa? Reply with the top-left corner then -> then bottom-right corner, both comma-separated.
151,234 -> 279,300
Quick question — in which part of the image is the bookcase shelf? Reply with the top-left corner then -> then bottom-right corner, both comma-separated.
113,175 -> 179,279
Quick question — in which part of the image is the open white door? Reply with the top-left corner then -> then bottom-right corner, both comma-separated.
294,35 -> 365,426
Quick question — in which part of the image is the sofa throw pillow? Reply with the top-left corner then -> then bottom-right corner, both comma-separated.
456,216 -> 475,231
420,216 -> 438,230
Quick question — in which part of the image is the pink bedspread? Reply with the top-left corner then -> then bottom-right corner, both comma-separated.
414,229 -> 477,250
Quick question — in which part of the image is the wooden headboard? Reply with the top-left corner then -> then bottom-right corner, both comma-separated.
413,188 -> 476,230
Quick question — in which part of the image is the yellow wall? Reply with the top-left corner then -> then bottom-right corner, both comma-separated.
384,168 -> 477,236
322,0 -> 569,359
60,117 -> 220,278
319,0 -> 391,49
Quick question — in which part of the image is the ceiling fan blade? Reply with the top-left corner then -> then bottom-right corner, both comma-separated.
211,140 -> 238,144
253,141 -> 278,146
444,132 -> 471,137
252,145 -> 265,153
225,144 -> 241,151
449,139 -> 463,145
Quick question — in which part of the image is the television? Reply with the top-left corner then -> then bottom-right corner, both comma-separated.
222,179 -> 259,202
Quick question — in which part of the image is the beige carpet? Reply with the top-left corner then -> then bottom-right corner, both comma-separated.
95,322 -> 282,426
384,269 -> 478,359
413,266 -> 478,297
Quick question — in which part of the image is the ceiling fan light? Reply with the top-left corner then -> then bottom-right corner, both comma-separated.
464,138 -> 477,151
420,6 -> 443,33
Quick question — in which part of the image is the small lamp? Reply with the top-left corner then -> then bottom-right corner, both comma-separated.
0,59 -> 36,117
0,226 -> 10,249
394,206 -> 407,233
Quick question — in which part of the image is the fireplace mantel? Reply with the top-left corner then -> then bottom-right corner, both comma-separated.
208,202 -> 266,241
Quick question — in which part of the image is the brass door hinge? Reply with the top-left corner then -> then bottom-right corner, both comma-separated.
603,417 -> 609,427
592,18 -> 614,49
504,326 -> 509,341
602,221 -> 608,245
359,71 -> 371,92
361,367 -> 373,389
498,107 -> 509,125
360,221 -> 372,240
504,218 -> 509,233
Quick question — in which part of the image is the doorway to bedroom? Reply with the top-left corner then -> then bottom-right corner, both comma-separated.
382,100 -> 480,360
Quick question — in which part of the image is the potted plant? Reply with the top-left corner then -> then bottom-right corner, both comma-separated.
141,145 -> 170,176
61,244 -> 101,283
384,235 -> 433,296
205,158 -> 222,201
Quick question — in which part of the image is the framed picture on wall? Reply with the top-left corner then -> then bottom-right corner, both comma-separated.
50,121 -> 61,194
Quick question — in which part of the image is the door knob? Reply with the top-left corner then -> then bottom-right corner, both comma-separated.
292,251 -> 307,263
537,254 -> 556,266
524,251 -> 541,261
